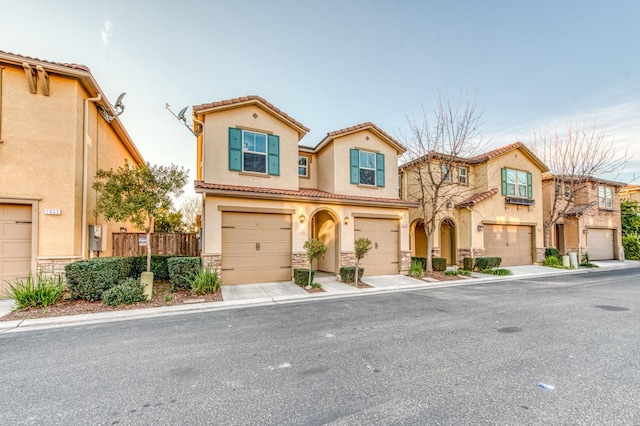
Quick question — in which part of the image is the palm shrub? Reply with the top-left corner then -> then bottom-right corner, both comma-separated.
409,259 -> 424,278
188,267 -> 221,294
303,238 -> 327,287
354,237 -> 372,284
543,256 -> 563,268
5,271 -> 64,309
102,278 -> 147,307
544,248 -> 562,261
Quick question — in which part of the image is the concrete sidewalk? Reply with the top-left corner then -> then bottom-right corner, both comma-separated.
2,260 -> 638,333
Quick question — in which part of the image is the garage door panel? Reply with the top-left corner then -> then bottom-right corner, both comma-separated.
1,204 -> 32,299
588,229 -> 615,260
484,224 -> 532,266
221,212 -> 291,285
354,218 -> 399,276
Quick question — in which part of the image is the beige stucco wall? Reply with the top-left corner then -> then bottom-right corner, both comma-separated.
201,104 -> 301,191
0,62 -> 143,263
318,130 -> 400,199
297,152 -> 317,189
202,194 -> 410,256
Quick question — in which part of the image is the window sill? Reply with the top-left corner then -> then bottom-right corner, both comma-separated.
239,171 -> 271,178
598,207 -> 615,213
357,184 -> 380,189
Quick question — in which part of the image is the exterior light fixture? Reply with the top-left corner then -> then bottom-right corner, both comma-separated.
583,228 -> 589,234
300,214 -> 306,223
119,227 -> 127,232
344,216 -> 350,225
477,223 -> 484,232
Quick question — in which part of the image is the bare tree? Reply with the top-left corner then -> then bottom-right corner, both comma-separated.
180,195 -> 202,233
399,91 -> 486,271
528,122 -> 629,247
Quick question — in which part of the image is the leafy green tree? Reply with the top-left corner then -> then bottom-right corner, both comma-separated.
303,238 -> 327,287
354,237 -> 372,284
92,162 -> 189,273
621,199 -> 640,236
154,207 -> 185,233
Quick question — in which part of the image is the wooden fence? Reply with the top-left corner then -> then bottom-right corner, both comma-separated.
112,233 -> 200,257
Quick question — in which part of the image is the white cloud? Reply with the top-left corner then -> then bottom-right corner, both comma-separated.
101,19 -> 113,46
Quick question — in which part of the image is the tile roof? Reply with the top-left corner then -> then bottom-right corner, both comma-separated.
192,95 -> 310,133
564,201 -> 598,216
316,122 -> 406,154
467,142 -> 526,163
195,182 -> 416,206
0,49 -> 91,72
542,173 -> 626,187
455,188 -> 499,208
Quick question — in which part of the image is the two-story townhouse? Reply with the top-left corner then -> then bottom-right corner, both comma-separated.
192,96 -> 414,285
0,50 -> 145,296
400,142 -> 548,267
542,174 -> 624,261
620,184 -> 640,203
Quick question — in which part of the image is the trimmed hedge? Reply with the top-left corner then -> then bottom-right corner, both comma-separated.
463,257 -> 474,271
411,256 -> 446,271
167,257 -> 201,291
475,257 -> 502,271
545,247 -> 562,261
102,278 -> 147,307
293,269 -> 314,287
130,255 -> 176,280
623,234 -> 640,260
432,257 -> 447,272
340,267 -> 365,283
65,257 -> 132,301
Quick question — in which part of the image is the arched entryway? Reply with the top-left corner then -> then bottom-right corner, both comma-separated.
440,218 -> 457,265
311,209 -> 339,274
413,220 -> 427,258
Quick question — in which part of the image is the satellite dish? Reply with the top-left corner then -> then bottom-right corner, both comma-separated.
115,92 -> 126,107
177,106 -> 188,121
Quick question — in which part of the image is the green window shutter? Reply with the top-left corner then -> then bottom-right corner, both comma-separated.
350,149 -> 360,184
376,153 -> 385,187
267,134 -> 280,176
527,172 -> 533,198
228,128 -> 242,171
501,168 -> 507,195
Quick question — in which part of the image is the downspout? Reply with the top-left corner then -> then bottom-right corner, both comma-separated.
82,94 -> 102,259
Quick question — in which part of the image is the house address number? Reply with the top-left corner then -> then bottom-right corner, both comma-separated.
44,209 -> 61,215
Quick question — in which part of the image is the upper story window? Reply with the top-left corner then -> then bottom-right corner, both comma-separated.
350,148 -> 385,187
442,164 -> 452,182
598,186 -> 613,208
298,156 -> 309,178
242,131 -> 267,173
501,168 -> 532,198
555,183 -> 571,198
228,127 -> 280,176
458,166 -> 468,185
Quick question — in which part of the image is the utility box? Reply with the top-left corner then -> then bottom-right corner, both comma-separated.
89,225 -> 103,252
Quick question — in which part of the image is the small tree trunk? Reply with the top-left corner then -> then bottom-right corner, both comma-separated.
354,260 -> 359,285
426,233 -> 434,272
146,230 -> 152,272
308,259 -> 313,287
544,223 -> 551,248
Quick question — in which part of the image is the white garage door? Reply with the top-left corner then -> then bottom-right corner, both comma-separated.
221,212 -> 291,285
354,218 -> 399,276
588,229 -> 615,260
484,224 -> 533,266
1,204 -> 32,298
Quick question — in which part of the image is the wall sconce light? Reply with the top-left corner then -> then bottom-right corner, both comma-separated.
446,201 -> 453,208
344,216 -> 350,225
119,227 -> 127,232
477,223 -> 484,232
583,228 -> 589,234
299,214 -> 306,223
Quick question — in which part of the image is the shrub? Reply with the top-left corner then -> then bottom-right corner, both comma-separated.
579,262 -> 598,268
303,238 -> 327,287
623,234 -> 640,260
432,257 -> 447,272
409,260 -> 424,278
188,268 -> 221,294
475,257 -> 502,271
293,269 -> 314,287
4,271 -> 64,310
340,267 -> 365,283
411,257 -> 427,270
482,268 -> 512,276
167,257 -> 201,291
543,256 -> 563,268
130,255 -> 175,280
445,269 -> 472,276
65,257 -> 131,301
463,257 -> 474,271
545,247 -> 562,261
102,278 -> 147,307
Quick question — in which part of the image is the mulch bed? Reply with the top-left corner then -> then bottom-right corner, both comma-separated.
1,281 -> 222,322
423,271 -> 465,281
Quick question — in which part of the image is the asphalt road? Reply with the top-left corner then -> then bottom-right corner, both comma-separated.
1,268 -> 639,425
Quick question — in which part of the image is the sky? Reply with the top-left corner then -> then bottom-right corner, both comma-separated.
2,0 -> 639,198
